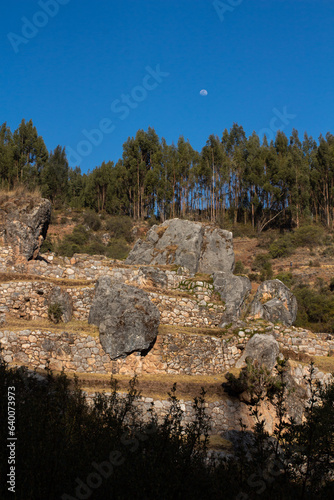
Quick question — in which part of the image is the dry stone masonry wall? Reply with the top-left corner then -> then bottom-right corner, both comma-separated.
1,322 -> 333,378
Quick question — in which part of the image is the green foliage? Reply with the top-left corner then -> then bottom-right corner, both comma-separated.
105,216 -> 133,242
106,238 -> 130,260
0,360 -> 212,500
48,302 -> 63,323
248,272 -> 260,282
322,245 -> 334,257
294,284 -> 334,332
83,211 -> 102,231
269,234 -> 293,258
291,224 -> 325,248
251,253 -> 273,280
219,360 -> 334,499
40,235 -> 54,253
56,224 -> 131,260
330,277 -> 334,292
274,271 -> 295,288
234,260 -> 246,275
223,358 -> 281,404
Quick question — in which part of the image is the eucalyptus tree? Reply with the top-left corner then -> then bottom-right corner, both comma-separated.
221,123 -> 247,224
12,119 -> 48,187
316,133 -> 334,227
41,146 -> 68,207
0,123 -> 15,187
201,134 -> 226,222
244,131 -> 264,228
288,129 -> 310,227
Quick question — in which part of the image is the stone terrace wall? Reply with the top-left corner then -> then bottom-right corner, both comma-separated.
84,391 -> 262,434
0,271 -> 225,328
0,328 -> 235,376
1,323 -> 334,378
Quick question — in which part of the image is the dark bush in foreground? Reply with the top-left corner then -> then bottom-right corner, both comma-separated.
0,358 -> 333,499
0,360 -> 211,500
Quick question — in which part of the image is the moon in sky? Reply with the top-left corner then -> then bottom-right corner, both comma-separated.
200,89 -> 208,96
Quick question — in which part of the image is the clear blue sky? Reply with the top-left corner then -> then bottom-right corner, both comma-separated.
1,0 -> 333,173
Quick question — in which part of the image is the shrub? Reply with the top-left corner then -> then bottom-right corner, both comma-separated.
322,245 -> 334,258
251,253 -> 271,272
234,260 -> 246,275
248,273 -> 260,282
291,224 -> 325,249
0,361 -> 212,500
48,302 -> 63,323
40,236 -> 54,253
330,278 -> 334,292
83,211 -> 101,231
269,234 -> 293,258
251,254 -> 273,281
223,359 -> 281,403
105,216 -> 133,242
274,272 -> 294,288
294,285 -> 334,332
107,238 -> 130,260
85,239 -> 106,256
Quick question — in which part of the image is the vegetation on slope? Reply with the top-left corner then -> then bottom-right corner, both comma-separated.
0,357 -> 333,499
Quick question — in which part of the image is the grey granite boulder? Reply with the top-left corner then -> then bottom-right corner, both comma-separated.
48,286 -> 73,323
199,227 -> 234,274
1,197 -> 51,260
125,218 -> 234,274
88,276 -> 160,359
249,279 -> 297,326
213,272 -> 251,325
236,333 -> 280,370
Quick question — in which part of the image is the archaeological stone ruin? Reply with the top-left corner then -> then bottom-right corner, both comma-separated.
0,205 -> 333,434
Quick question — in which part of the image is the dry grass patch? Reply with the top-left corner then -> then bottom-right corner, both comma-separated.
313,356 -> 334,373
2,317 -> 99,337
204,435 -> 233,451
0,186 -> 42,207
0,272 -> 94,288
49,371 -> 229,402
158,323 -> 230,339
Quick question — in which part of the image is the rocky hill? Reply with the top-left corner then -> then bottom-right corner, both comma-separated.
0,201 -> 333,440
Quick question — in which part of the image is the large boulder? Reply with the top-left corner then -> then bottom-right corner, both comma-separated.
236,334 -> 280,370
0,196 -> 51,260
48,287 -> 73,323
125,219 -> 234,274
213,272 -> 251,325
249,279 -> 297,326
88,276 -> 160,359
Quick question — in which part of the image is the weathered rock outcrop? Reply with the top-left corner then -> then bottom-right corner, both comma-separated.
88,276 -> 160,359
213,272 -> 251,325
0,197 -> 51,260
48,287 -> 73,323
236,333 -> 280,370
137,266 -> 168,288
249,279 -> 298,326
125,218 -> 234,274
